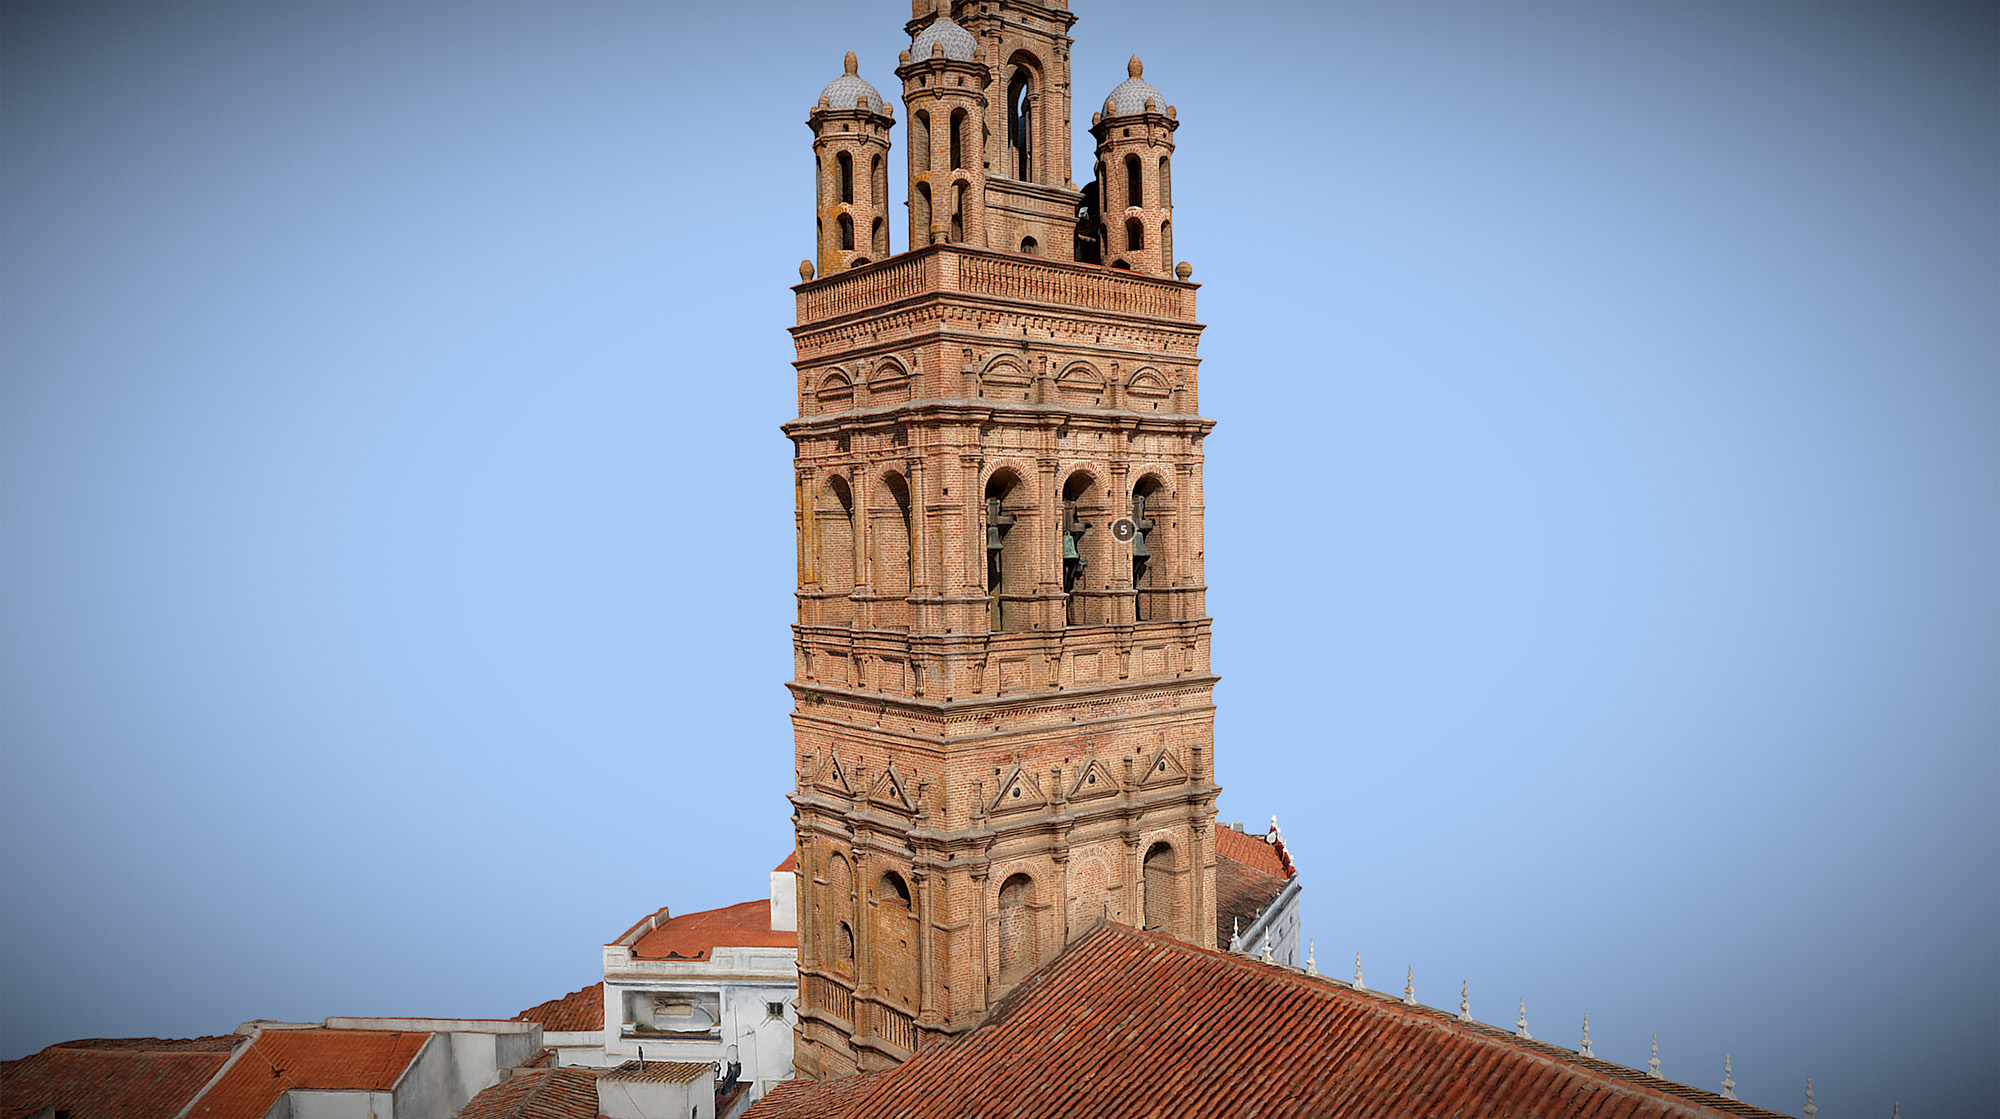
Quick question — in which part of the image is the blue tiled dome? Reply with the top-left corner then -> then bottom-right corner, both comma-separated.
1103,55 -> 1165,117
820,52 -> 888,113
911,17 -> 978,62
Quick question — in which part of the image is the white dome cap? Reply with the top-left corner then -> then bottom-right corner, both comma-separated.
820,52 -> 888,113
910,17 -> 978,62
1103,55 -> 1166,116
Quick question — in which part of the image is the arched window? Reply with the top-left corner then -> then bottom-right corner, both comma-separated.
872,154 -> 887,225
950,182 -> 966,243
880,870 -> 910,906
817,476 -> 856,619
1125,154 -> 1143,210
1061,471 -> 1100,626
914,183 -> 932,245
911,111 -> 930,172
876,472 -> 914,629
838,213 -> 855,251
873,217 -> 887,257
984,471 -> 1025,631
837,151 -> 854,204
1143,842 -> 1176,933
1160,220 -> 1172,274
1125,217 -> 1144,251
949,109 -> 965,171
837,920 -> 855,962
997,872 -> 1038,981
1020,236 -> 1038,255
1007,69 -> 1034,180
1159,155 -> 1171,206
1130,476 -> 1164,621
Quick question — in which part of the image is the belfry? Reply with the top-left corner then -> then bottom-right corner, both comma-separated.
787,0 -> 1213,1079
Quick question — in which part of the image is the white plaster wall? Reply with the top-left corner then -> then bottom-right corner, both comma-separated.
389,1035 -> 457,1119
283,1091 -> 390,1119
598,1075 -> 711,1119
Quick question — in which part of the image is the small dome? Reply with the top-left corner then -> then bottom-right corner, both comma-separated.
1102,54 -> 1165,117
910,17 -> 978,62
820,51 -> 888,113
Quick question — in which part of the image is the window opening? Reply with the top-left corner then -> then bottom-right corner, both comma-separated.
1007,71 -> 1033,179
837,151 -> 854,204
1020,236 -> 1038,255
1143,842 -> 1175,932
880,870 -> 911,906
838,213 -> 855,251
949,109 -> 965,170
985,473 -> 1019,631
1125,154 -> 1142,209
950,182 -> 966,242
1130,480 -> 1159,621
1061,474 -> 1094,625
1125,217 -> 1144,251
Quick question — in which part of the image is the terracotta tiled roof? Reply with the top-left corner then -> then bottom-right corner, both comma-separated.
750,1073 -> 878,1119
459,1067 -> 601,1119
185,1029 -> 431,1119
603,1059 -> 712,1084
630,899 -> 797,960
1215,823 -> 1289,878
745,923 -> 1789,1119
1,1037 -> 242,1119
1215,826 -> 1290,948
775,851 -> 798,873
513,983 -> 603,1033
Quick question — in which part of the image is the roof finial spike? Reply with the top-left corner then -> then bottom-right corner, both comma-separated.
843,50 -> 858,76
1353,953 -> 1365,991
1721,1054 -> 1737,1100
1230,916 -> 1240,950
1578,1014 -> 1593,1058
1647,1035 -> 1662,1078
1402,966 -> 1416,1005
1128,54 -> 1143,78
1458,981 -> 1471,1023
1891,1102 -> 1900,1119
1268,815 -> 1282,843
1515,999 -> 1532,1040
1306,939 -> 1318,976
1261,934 -> 1274,963
1803,1077 -> 1818,1118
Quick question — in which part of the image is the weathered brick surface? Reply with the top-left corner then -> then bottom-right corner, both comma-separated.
787,1 -> 1212,1082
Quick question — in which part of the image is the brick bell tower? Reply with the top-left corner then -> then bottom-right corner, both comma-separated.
786,0 -> 1215,1080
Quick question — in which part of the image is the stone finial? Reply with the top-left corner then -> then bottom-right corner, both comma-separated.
1230,916 -> 1240,949
1578,1014 -> 1593,1058
1144,96 -> 1158,113
1721,1055 -> 1737,1100
1128,55 -> 1143,78
1306,940 -> 1318,976
1175,261 -> 1193,280
1803,1077 -> 1818,1119
1647,1035 -> 1662,1078
933,40 -> 946,59
1458,981 -> 1471,1023
1268,815 -> 1282,843
1515,999 -> 1532,1040
844,51 -> 858,76
1261,935 -> 1274,963
1353,954 -> 1365,990
1402,967 -> 1415,1005
900,49 -> 912,65
1092,110 -> 1102,125
799,260 -> 815,282
1891,1102 -> 1900,1119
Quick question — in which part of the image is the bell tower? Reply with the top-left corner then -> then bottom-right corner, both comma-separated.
787,5 -> 1215,1082
810,52 -> 895,274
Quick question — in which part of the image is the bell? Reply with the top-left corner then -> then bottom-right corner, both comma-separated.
987,525 -> 1006,550
1062,534 -> 1079,560
1131,535 -> 1150,559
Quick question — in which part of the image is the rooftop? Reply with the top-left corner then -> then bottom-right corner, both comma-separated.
603,1059 -> 712,1084
628,899 -> 796,961
185,1028 -> 431,1119
459,1067 -> 602,1119
513,983 -> 604,1034
1214,825 -> 1291,948
744,923 -> 1789,1119
1,1037 -> 243,1119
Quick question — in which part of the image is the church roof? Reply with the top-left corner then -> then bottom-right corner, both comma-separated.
459,1067 -> 601,1119
743,923 -> 1788,1119
185,1029 -> 431,1119
0,1036 -> 242,1119
818,52 -> 888,114
628,899 -> 797,960
512,982 -> 603,1034
1215,826 -> 1290,947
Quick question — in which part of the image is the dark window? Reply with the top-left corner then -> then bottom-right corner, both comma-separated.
1125,154 -> 1142,209
1007,71 -> 1033,179
838,151 -> 853,204
838,213 -> 854,251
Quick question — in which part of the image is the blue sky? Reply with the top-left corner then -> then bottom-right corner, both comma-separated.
3,2 -> 1994,1115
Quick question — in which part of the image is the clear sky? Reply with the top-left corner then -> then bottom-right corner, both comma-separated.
3,1 -> 1994,1115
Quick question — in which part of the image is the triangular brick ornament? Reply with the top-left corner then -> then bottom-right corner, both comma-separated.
815,750 -> 855,796
989,760 -> 1049,814
870,762 -> 916,814
1140,744 -> 1189,785
1069,757 -> 1120,801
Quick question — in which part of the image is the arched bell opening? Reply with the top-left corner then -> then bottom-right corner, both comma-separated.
1130,474 -> 1168,622
1060,470 -> 1106,626
815,476 -> 856,626
875,471 -> 914,629
983,469 -> 1030,632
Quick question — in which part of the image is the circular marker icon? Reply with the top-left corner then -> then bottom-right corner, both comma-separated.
1110,517 -> 1136,542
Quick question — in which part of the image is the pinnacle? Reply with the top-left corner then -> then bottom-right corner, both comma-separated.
844,50 -> 858,76
1128,55 -> 1143,78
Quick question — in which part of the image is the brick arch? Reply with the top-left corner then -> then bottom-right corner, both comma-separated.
1060,465 -> 1110,625
981,464 -> 1035,632
1054,360 -> 1106,406
1141,838 -> 1181,936
995,870 -> 1041,982
814,368 -> 855,414
874,469 -> 914,628
977,354 -> 1033,402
